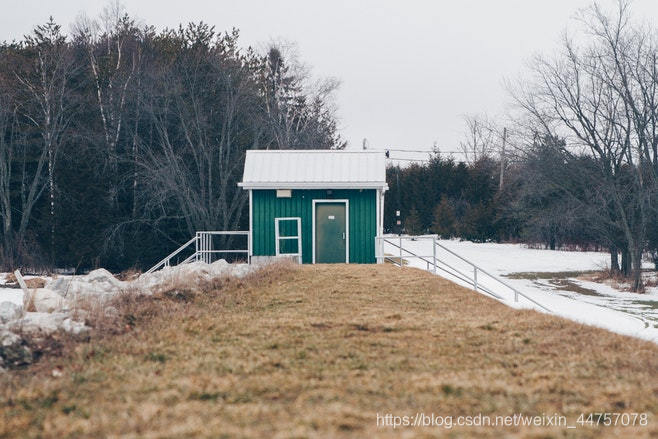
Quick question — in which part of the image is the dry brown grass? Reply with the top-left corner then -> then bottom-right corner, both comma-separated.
580,269 -> 658,294
115,268 -> 142,282
1,273 -> 46,289
1,264 -> 657,438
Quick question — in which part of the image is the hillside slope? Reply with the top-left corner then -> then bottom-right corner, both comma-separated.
1,264 -> 656,438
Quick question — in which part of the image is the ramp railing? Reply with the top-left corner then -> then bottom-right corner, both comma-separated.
375,235 -> 552,313
147,231 -> 250,274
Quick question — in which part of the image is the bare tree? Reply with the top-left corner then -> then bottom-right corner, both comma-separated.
459,114 -> 498,164
73,2 -> 142,205
11,18 -> 77,264
132,25 -> 264,243
511,0 -> 658,290
0,89 -> 17,256
263,43 -> 344,149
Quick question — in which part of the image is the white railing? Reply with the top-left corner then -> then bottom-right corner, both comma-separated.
147,231 -> 250,273
375,235 -> 552,313
195,231 -> 250,264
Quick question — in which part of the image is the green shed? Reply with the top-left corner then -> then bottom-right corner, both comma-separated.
239,150 -> 388,264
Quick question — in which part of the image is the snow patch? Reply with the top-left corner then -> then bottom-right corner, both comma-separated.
385,237 -> 658,344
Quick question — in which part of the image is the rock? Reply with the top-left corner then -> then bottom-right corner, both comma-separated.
132,259 -> 257,293
9,312 -> 68,335
0,329 -> 32,366
84,268 -> 125,289
0,302 -> 22,323
32,288 -> 68,313
9,312 -> 90,337
62,318 -> 91,337
46,268 -> 126,304
229,263 -> 253,278
209,259 -> 230,276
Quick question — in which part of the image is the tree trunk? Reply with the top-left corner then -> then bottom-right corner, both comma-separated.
630,247 -> 644,292
610,246 -> 620,273
621,248 -> 631,276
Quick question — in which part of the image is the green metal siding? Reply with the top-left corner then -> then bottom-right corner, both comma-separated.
252,189 -> 377,263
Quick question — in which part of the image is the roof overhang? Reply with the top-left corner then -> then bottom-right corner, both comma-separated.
238,182 -> 389,191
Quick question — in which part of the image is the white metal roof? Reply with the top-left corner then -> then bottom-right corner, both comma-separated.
239,150 -> 388,190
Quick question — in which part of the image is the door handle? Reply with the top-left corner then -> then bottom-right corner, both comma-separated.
342,232 -> 345,240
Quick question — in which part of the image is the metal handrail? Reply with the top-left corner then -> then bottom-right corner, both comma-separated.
376,235 -> 552,313
196,231 -> 250,264
146,237 -> 197,274
432,240 -> 552,312
147,231 -> 251,273
380,238 -> 505,302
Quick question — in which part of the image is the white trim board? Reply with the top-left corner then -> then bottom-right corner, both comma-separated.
311,199 -> 349,264
238,182 -> 388,190
274,217 -> 302,263
248,189 -> 253,263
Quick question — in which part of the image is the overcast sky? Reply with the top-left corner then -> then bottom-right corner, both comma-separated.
2,0 -> 658,158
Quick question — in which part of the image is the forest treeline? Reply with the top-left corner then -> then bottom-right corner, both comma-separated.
0,6 -> 342,271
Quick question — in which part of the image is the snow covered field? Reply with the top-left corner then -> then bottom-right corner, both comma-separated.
382,237 -> 658,344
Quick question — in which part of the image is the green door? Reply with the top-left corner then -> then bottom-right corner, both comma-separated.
315,202 -> 347,263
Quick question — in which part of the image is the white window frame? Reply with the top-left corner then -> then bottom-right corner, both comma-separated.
311,199 -> 349,264
274,217 -> 302,263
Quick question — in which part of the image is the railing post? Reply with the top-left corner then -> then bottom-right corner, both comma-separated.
208,232 -> 213,264
432,237 -> 437,274
399,236 -> 403,268
473,267 -> 478,291
195,232 -> 199,262
203,233 -> 206,263
514,290 -> 519,302
200,233 -> 204,263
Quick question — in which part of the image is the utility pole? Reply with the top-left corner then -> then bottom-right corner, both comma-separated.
499,127 -> 507,191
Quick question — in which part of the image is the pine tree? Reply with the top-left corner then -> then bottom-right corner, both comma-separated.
404,207 -> 422,235
431,196 -> 456,238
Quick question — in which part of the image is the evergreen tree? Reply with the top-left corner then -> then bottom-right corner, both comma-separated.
404,207 -> 423,235
431,196 -> 456,238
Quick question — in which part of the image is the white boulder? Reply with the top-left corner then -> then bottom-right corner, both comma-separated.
32,288 -> 68,313
208,259 -> 230,276
61,318 -> 91,337
8,312 -> 88,337
0,301 -> 22,323
47,268 -> 126,303
10,312 -> 67,335
228,263 -> 253,278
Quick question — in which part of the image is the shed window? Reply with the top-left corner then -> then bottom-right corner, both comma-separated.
275,217 -> 302,263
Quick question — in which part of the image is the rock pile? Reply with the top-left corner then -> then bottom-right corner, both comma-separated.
0,259 -> 258,370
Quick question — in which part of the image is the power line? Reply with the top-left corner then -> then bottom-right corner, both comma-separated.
386,157 -> 430,162
366,147 -> 472,154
